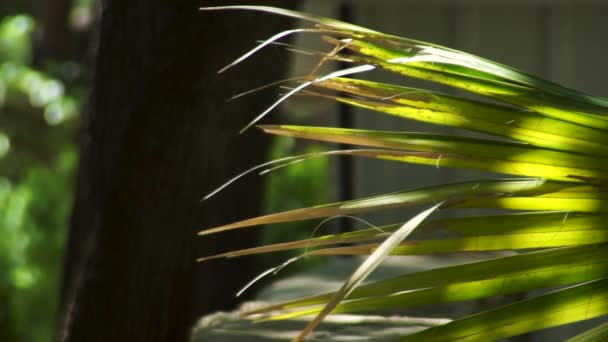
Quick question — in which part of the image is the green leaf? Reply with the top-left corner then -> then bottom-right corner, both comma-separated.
334,40 -> 608,130
312,78 -> 608,155
198,178 -> 580,236
567,321 -> 608,342
201,6 -> 608,111
198,6 -> 608,341
307,229 -> 608,257
260,125 -> 608,172
198,212 -> 608,261
402,278 -> 608,341
247,244 -> 608,316
349,149 -> 608,182
292,203 -> 441,342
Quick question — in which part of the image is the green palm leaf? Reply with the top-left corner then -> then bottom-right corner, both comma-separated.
402,278 -> 608,342
199,5 -> 608,341
246,244 -> 608,316
312,78 -> 608,154
567,321 -> 608,342
199,212 -> 608,261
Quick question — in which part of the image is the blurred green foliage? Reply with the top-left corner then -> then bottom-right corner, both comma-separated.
0,148 -> 76,341
262,136 -> 331,272
0,8 -> 82,342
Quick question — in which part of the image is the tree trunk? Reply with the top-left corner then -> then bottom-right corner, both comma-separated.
33,0 -> 73,63
58,1 -> 297,341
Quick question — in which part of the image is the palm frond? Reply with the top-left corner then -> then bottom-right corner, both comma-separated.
199,5 -> 608,341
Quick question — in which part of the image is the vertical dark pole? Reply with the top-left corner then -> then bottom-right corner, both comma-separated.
337,3 -> 354,234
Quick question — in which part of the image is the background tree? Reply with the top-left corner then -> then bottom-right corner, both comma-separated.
58,1 -> 298,341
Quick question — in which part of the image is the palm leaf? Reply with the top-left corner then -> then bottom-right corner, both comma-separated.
292,203 -> 441,342
311,78 -> 608,154
567,321 -> 608,342
199,5 -> 608,341
259,125 -> 608,182
246,244 -> 608,316
198,178 -> 592,236
402,278 -> 608,342
199,212 -> 608,261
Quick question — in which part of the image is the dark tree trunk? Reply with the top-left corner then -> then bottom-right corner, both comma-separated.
33,0 -> 74,63
58,1 -> 297,341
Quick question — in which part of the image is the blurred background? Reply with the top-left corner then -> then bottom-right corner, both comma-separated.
1,0 -> 606,341
0,0 -> 94,341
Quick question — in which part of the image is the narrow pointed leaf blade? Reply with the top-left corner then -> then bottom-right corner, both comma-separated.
306,229 -> 608,257
292,203 -> 442,342
259,125 -> 608,171
200,212 -> 608,261
566,321 -> 608,342
245,244 -> 608,316
198,178 -> 556,235
402,278 -> 608,342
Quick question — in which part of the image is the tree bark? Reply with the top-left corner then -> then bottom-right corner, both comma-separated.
58,1 -> 297,341
33,0 -> 74,63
